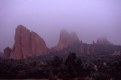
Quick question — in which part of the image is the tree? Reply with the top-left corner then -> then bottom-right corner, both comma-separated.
64,52 -> 78,79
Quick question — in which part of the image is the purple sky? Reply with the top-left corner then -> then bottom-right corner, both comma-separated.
0,0 -> 121,52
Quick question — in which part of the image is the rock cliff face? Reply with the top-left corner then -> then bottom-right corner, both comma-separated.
3,47 -> 11,59
31,31 -> 48,56
80,40 -> 95,54
11,25 -> 32,59
57,30 -> 80,50
11,25 -> 49,59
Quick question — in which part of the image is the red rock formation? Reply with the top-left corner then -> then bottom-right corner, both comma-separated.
56,30 -> 96,54
11,25 -> 49,60
3,47 -> 11,59
11,25 -> 32,59
57,29 -> 80,50
31,32 -> 48,56
80,40 -> 96,54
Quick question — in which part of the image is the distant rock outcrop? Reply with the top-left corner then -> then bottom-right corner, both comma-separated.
10,25 -> 49,60
80,40 -> 96,54
3,25 -> 119,60
96,37 -> 112,46
56,30 -> 80,50
53,30 -> 96,55
3,47 -> 11,59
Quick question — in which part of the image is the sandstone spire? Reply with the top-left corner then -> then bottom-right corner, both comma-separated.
10,25 -> 49,59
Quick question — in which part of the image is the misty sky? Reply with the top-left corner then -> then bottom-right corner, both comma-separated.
0,0 -> 121,52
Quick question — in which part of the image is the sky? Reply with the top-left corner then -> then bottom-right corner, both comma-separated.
0,0 -> 121,52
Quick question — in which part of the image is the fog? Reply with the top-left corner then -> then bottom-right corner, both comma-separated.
0,0 -> 121,52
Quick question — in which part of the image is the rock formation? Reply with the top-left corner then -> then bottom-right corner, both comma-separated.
96,37 -> 112,46
80,40 -> 95,54
10,25 -> 49,60
3,47 -> 11,59
56,29 -> 80,50
54,30 -> 96,55
3,25 -> 118,60
31,31 -> 48,56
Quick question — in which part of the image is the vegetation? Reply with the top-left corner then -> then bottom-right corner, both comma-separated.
0,52 -> 121,80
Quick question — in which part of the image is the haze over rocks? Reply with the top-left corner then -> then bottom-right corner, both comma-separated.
96,37 -> 113,46
2,25 -> 119,60
56,29 -> 80,50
